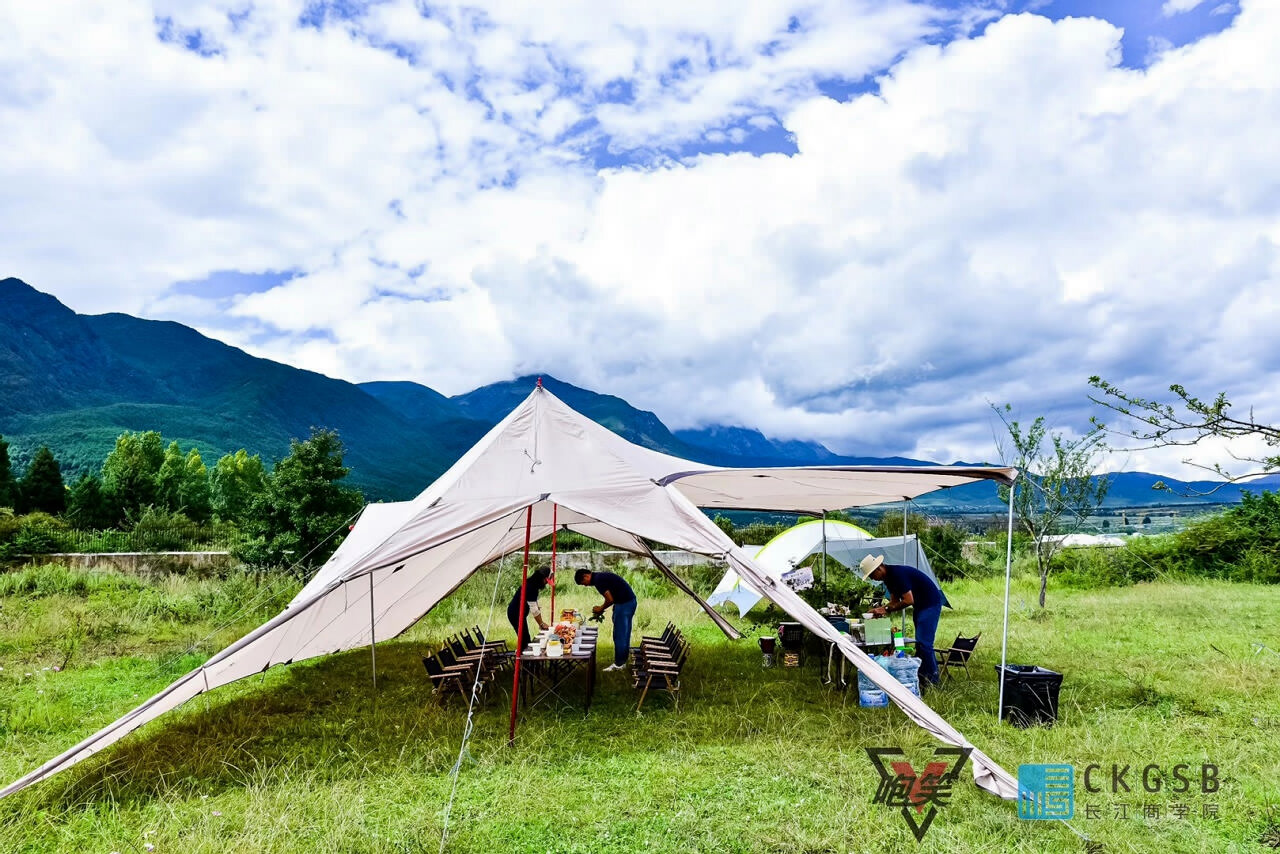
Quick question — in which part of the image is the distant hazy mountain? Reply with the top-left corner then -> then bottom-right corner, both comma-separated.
3,277 -> 1272,508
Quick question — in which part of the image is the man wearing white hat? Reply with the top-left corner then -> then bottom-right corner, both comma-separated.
859,554 -> 948,685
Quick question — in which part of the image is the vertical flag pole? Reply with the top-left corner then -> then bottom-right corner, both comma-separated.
998,481 -> 1016,722
508,506 -> 534,745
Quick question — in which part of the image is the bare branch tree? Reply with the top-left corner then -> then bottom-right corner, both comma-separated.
993,404 -> 1111,607
1088,377 -> 1280,491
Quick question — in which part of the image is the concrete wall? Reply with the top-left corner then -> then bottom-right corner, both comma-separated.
24,551 -> 237,577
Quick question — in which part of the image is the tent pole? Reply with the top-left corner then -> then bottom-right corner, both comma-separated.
821,510 -> 827,593
998,482 -> 1016,723
508,506 -> 534,745
368,571 -> 377,694
549,504 -> 558,621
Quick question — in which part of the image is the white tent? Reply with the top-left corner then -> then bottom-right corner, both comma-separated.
707,519 -> 944,617
1,385 -> 1020,801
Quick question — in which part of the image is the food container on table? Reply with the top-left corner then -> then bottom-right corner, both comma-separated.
545,638 -> 564,658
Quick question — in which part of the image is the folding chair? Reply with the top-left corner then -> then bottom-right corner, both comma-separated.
421,653 -> 470,702
934,633 -> 980,682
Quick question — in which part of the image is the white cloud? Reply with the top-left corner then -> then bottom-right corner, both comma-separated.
3,1 -> 1279,481
1163,0 -> 1208,15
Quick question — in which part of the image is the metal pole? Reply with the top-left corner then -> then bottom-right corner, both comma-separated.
369,570 -> 377,693
821,510 -> 827,591
549,503 -> 558,621
508,506 -> 534,745
998,481 -> 1016,723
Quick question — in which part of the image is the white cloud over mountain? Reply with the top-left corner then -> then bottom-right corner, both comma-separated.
1,1 -> 1276,478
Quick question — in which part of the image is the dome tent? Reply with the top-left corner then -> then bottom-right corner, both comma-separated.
708,519 -> 942,616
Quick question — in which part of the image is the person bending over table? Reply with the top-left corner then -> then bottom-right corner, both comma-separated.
860,554 -> 950,686
574,569 -> 636,672
508,566 -> 552,647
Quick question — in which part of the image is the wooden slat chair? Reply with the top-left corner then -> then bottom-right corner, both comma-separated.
638,631 -> 686,665
468,625 -> 509,653
934,633 -> 980,682
641,622 -> 678,649
421,653 -> 471,702
634,642 -> 687,711
438,643 -> 498,686
460,628 -> 512,672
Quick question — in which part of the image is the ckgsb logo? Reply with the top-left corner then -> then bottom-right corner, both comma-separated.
1017,761 -> 1222,824
1018,764 -> 1075,819
866,746 -> 972,842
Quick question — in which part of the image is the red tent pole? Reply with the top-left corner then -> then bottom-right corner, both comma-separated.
549,503 -> 559,622
507,505 -> 534,745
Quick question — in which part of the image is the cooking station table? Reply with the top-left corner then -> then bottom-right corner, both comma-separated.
517,626 -> 599,713
823,637 -> 915,687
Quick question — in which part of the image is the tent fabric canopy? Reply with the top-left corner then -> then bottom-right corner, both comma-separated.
1,387 -> 1019,802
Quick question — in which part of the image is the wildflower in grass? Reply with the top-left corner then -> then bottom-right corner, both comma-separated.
145,845 -> 155,852
52,666 -> 61,672
212,811 -> 222,816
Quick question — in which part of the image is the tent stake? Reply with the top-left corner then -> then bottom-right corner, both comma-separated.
369,570 -> 377,695
998,483 -> 1016,723
508,506 -> 534,745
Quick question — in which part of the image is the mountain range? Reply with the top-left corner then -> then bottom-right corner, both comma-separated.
2,276 -> 1275,509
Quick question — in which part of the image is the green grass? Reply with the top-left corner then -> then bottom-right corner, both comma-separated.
1,564 -> 1278,853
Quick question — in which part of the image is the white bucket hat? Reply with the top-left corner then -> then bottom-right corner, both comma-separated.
859,554 -> 885,580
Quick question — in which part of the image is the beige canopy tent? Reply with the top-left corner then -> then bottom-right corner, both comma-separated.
1,385 -> 1020,801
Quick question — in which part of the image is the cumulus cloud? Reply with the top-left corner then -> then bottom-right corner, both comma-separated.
2,0 -> 1277,479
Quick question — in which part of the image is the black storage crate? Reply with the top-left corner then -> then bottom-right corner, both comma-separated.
778,622 -> 806,651
996,665 -> 1063,727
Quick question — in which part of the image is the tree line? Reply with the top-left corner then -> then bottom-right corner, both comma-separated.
0,429 -> 363,571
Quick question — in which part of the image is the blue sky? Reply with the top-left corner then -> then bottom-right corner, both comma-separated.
2,0 -> 1276,478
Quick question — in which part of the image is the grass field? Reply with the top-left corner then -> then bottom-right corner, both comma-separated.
1,562 -> 1278,853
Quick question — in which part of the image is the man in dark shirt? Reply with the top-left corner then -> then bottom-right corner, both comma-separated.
860,555 -> 949,685
574,569 -> 637,671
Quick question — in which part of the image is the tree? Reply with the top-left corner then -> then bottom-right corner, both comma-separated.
66,474 -> 116,529
0,434 -> 16,510
153,441 -> 213,521
994,405 -> 1111,607
180,448 -> 213,523
1088,377 -> 1280,486
238,428 -> 364,572
211,449 -> 266,523
100,431 -> 165,523
17,446 -> 66,515
156,441 -> 186,512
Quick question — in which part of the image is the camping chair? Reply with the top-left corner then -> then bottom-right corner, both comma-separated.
457,630 -> 510,671
634,642 -> 687,711
421,654 -> 471,702
438,643 -> 497,685
469,625 -> 509,653
934,633 -> 980,682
